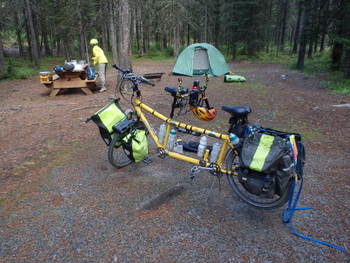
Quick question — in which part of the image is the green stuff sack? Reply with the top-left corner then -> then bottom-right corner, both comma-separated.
122,129 -> 149,162
90,99 -> 127,145
224,74 -> 246,82
241,132 -> 289,173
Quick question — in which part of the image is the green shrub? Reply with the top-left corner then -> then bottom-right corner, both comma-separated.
2,57 -> 65,81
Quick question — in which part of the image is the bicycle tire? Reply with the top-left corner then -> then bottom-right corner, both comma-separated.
225,149 -> 291,209
108,134 -> 133,168
116,78 -> 134,102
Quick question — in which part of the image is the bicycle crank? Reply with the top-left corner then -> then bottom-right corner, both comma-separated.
189,165 -> 216,180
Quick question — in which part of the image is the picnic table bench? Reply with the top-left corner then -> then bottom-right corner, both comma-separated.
40,65 -> 97,96
143,72 -> 165,81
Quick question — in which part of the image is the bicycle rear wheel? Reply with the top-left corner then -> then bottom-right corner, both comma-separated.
108,134 -> 133,168
225,149 -> 291,209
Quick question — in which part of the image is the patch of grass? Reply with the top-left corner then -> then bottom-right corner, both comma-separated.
255,52 -> 297,64
132,43 -> 174,62
289,52 -> 331,74
299,127 -> 322,142
3,56 -> 65,80
235,50 -> 297,65
289,51 -> 350,95
234,83 -> 272,89
274,118 -> 322,142
238,48 -> 345,93
321,73 -> 350,95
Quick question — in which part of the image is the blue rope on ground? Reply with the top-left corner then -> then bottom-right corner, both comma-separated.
282,179 -> 345,252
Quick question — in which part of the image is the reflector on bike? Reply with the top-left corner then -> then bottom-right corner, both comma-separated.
241,133 -> 289,173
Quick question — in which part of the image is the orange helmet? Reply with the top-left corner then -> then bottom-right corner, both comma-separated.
191,106 -> 217,121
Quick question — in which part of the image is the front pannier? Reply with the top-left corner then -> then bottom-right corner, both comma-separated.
90,99 -> 127,145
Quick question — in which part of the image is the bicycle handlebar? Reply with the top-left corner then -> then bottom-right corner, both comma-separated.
139,76 -> 155,86
112,64 -> 130,74
112,64 -> 155,86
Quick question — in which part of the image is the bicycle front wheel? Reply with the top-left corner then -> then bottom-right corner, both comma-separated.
108,134 -> 133,168
115,78 -> 134,102
225,149 -> 291,209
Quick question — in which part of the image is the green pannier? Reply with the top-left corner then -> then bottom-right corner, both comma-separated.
90,99 -> 127,146
90,99 -> 149,163
224,74 -> 246,82
241,132 -> 289,173
121,127 -> 149,162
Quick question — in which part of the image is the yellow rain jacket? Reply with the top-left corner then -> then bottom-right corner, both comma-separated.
92,45 -> 108,65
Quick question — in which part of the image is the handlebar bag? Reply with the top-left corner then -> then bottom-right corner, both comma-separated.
241,132 -> 289,173
90,99 -> 127,146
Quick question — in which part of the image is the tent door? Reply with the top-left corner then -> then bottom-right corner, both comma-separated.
193,47 -> 210,75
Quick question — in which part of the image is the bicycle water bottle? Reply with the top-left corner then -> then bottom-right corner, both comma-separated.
197,136 -> 207,158
167,128 -> 176,150
158,123 -> 166,144
210,142 -> 221,163
229,133 -> 240,145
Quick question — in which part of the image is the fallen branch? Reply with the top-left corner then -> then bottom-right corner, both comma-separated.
70,105 -> 101,111
139,184 -> 185,210
332,104 -> 350,108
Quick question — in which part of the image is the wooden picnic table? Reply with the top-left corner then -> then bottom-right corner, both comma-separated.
40,65 -> 97,96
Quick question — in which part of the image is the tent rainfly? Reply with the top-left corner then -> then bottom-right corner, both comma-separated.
172,43 -> 230,77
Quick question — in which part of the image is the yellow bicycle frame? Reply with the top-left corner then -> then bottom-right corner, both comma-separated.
133,97 -> 237,175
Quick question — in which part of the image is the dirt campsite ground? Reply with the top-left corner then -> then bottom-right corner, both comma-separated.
0,60 -> 349,262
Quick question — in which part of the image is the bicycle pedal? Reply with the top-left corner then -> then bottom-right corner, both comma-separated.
142,156 -> 152,164
189,166 -> 200,180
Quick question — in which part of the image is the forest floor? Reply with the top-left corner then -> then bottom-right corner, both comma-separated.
0,60 -> 349,262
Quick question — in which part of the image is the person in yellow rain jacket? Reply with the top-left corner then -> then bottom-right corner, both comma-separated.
90,39 -> 108,92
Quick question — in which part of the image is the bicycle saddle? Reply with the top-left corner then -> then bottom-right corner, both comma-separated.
164,87 -> 189,96
222,106 -> 252,117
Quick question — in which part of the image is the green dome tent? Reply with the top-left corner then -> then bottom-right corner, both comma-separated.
172,43 -> 230,77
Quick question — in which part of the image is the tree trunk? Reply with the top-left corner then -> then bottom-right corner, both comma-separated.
214,0 -> 221,47
118,0 -> 132,70
280,0 -> 289,51
137,2 -> 144,57
293,0 -> 303,53
77,0 -> 86,60
186,0 -> 191,46
55,38 -> 60,56
24,8 -> 32,58
296,0 -> 311,69
331,31 -> 342,68
41,21 -> 52,56
109,0 -> 118,64
341,2 -> 350,77
101,23 -> 108,52
342,47 -> 350,78
14,12 -> 24,57
313,32 -> 318,53
307,38 -> 313,58
24,0 -> 39,66
319,0 -> 330,52
203,2 -> 208,43
0,36 -> 6,78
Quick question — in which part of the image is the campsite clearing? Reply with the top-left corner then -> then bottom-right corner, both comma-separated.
0,60 -> 349,262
